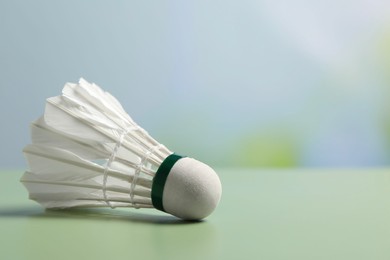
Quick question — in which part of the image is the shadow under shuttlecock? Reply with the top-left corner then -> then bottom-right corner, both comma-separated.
0,206 -> 202,225
44,208 -> 203,225
0,205 -> 44,217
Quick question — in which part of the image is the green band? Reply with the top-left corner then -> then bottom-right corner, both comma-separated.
151,154 -> 184,212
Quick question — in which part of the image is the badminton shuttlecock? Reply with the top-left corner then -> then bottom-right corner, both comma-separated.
21,78 -> 222,220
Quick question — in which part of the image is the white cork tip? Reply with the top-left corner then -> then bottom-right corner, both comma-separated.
162,158 -> 222,220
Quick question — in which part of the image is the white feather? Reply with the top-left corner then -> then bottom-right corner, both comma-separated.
22,78 -> 171,209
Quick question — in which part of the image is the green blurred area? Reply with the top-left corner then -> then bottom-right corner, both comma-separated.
233,128 -> 299,167
378,29 -> 390,160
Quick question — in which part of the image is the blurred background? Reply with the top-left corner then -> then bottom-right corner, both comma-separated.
1,0 -> 390,168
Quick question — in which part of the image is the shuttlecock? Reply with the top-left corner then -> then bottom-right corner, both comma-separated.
21,78 -> 222,220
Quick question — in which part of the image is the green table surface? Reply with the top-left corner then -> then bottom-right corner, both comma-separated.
1,169 -> 390,260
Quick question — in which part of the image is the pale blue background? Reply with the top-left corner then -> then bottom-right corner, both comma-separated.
1,0 -> 390,168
